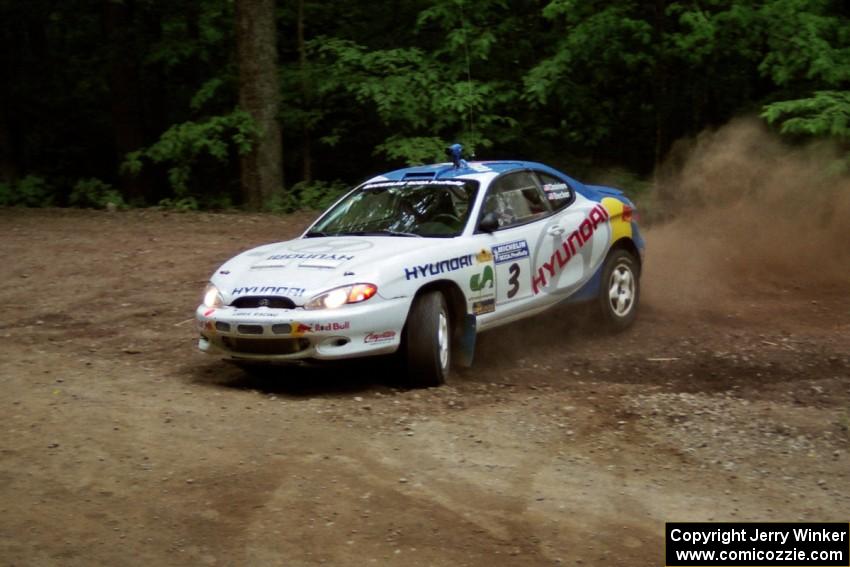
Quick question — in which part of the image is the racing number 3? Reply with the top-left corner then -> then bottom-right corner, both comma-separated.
507,263 -> 520,299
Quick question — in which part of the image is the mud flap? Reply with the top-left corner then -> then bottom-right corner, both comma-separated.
455,313 -> 477,367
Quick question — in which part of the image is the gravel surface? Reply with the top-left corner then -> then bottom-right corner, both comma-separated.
0,208 -> 847,566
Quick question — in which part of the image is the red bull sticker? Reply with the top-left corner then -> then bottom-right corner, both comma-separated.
292,322 -> 312,336
314,321 -> 350,332
600,197 -> 633,242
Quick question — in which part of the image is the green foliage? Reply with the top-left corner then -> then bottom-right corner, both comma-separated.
69,178 -> 126,209
145,1 -> 232,69
314,37 -> 515,163
762,90 -> 850,138
526,2 -> 654,103
262,191 -> 299,214
190,78 -> 225,111
312,0 -> 520,165
3,0 -> 850,209
0,176 -> 54,207
759,0 -> 850,152
374,136 -> 450,165
294,180 -> 349,211
123,109 -> 258,195
667,3 -> 764,65
756,1 -> 849,147
415,0 -> 506,61
197,193 -> 235,210
758,0 -> 850,87
264,180 -> 349,213
594,168 -> 653,203
157,196 -> 200,212
524,2 -> 654,149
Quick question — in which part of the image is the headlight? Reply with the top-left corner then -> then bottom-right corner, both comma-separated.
202,283 -> 223,308
305,284 -> 377,310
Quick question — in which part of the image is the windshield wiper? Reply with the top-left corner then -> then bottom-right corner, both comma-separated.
342,230 -> 422,238
303,230 -> 333,238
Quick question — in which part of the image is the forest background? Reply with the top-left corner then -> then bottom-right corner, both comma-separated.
0,0 -> 847,212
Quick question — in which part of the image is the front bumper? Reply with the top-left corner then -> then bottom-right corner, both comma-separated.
196,297 -> 409,362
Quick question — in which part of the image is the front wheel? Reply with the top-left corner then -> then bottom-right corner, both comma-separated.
597,249 -> 640,331
404,291 -> 451,388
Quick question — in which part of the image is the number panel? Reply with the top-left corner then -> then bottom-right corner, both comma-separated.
492,239 -> 533,305
507,263 -> 520,299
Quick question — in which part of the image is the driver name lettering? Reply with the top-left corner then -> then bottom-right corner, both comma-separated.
231,286 -> 306,297
543,183 -> 568,192
268,253 -> 354,262
532,204 -> 609,294
404,254 -> 473,280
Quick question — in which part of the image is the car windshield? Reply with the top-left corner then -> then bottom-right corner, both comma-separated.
308,179 -> 479,238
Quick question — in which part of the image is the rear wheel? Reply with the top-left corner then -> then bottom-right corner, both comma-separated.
598,249 -> 640,331
404,291 -> 450,388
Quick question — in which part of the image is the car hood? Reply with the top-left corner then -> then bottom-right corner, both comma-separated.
212,236 -> 447,305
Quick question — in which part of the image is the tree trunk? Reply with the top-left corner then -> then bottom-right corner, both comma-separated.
0,8 -> 20,181
297,0 -> 312,184
652,0 -> 670,215
651,0 -> 668,184
0,84 -> 16,182
104,0 -> 149,203
236,0 -> 283,210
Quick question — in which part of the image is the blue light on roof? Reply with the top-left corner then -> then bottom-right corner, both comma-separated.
446,144 -> 467,169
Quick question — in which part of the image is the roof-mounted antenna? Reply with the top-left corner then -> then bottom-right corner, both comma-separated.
446,143 -> 468,169
459,1 -> 475,146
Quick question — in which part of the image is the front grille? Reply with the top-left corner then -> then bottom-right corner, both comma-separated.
221,337 -> 310,355
236,324 -> 264,335
231,296 -> 296,309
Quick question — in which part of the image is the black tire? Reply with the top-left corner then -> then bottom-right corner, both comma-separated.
404,291 -> 451,388
597,249 -> 640,331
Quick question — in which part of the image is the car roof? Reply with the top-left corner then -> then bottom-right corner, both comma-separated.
377,160 -> 566,182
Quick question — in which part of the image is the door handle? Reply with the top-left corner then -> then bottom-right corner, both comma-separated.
547,225 -> 565,236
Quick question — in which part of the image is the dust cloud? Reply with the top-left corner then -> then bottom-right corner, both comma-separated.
641,117 -> 850,313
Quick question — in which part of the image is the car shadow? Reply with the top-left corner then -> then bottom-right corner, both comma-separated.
470,304 -> 596,364
180,302 -> 627,398
184,356 -> 405,398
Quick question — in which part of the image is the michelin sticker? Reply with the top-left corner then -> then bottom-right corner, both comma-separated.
492,240 -> 530,264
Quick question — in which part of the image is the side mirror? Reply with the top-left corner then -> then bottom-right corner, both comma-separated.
478,212 -> 499,233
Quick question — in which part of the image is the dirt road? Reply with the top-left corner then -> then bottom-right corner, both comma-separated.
1,206 -> 848,566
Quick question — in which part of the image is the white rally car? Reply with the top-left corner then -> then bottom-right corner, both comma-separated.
197,150 -> 645,387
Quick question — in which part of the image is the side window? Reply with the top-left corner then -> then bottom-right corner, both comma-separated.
480,171 -> 551,230
536,172 -> 574,211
